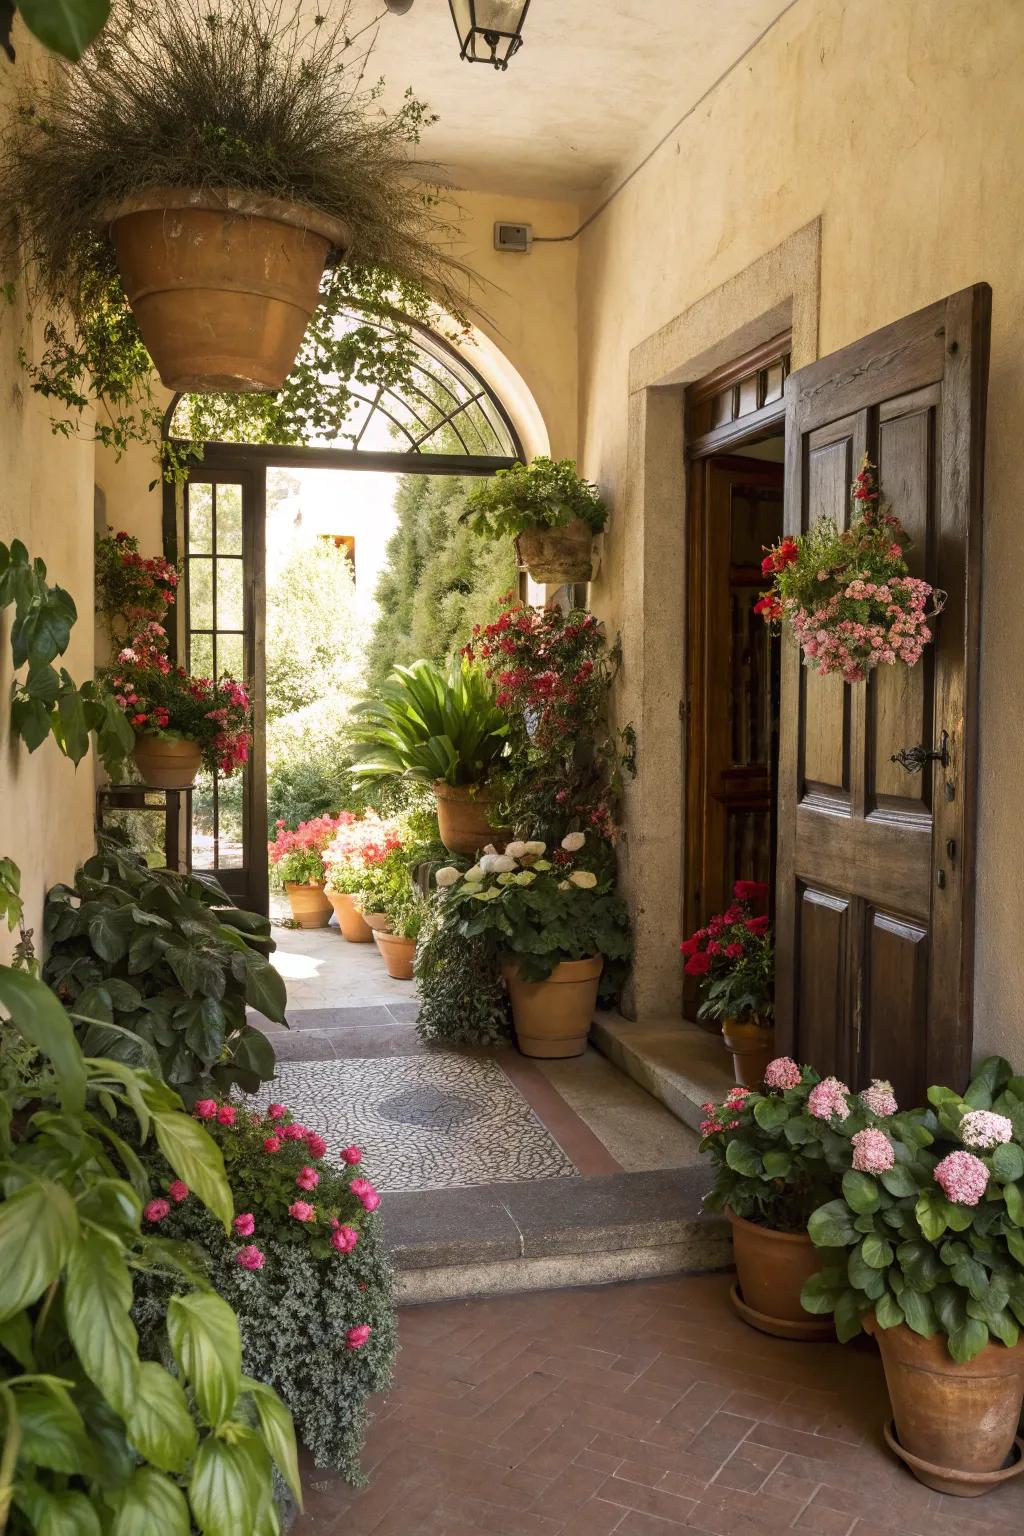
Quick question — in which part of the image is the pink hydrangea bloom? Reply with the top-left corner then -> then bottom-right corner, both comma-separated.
851,1127 -> 895,1173
934,1150 -> 989,1206
234,1212 -> 256,1237
288,1200 -> 316,1222
295,1166 -> 320,1192
216,1104 -> 237,1127
340,1145 -> 362,1165
236,1245 -> 265,1271
282,1124 -> 308,1141
144,1198 -> 170,1223
331,1226 -> 360,1254
193,1099 -> 217,1120
168,1180 -> 189,1203
306,1132 -> 328,1160
807,1076 -> 851,1121
267,1103 -> 287,1120
764,1057 -> 802,1091
859,1079 -> 898,1117
263,1136 -> 282,1154
960,1110 -> 1014,1149
346,1325 -> 372,1350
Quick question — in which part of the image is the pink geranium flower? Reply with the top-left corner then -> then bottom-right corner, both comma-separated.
263,1136 -> 282,1154
144,1198 -> 170,1223
859,1079 -> 898,1118
807,1076 -> 851,1121
217,1104 -> 238,1127
346,1325 -> 372,1350
340,1145 -> 362,1165
236,1245 -> 265,1271
168,1180 -> 189,1203
959,1110 -> 1014,1150
234,1212 -> 256,1237
306,1132 -> 328,1160
288,1200 -> 316,1222
295,1166 -> 320,1192
193,1099 -> 217,1120
282,1124 -> 308,1141
331,1226 -> 360,1254
267,1103 -> 287,1120
850,1127 -> 895,1173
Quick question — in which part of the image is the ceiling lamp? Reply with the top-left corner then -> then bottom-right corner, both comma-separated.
447,0 -> 531,70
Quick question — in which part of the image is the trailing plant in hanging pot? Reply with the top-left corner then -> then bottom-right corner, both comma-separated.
755,456 -> 945,683
460,457 -> 608,585
681,882 -> 774,1086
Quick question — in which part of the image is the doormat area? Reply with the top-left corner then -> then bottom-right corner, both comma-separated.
246,1055 -> 578,1192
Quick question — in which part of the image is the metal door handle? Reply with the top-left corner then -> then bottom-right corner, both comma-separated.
890,730 -> 948,774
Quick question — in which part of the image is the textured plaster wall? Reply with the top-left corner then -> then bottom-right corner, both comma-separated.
577,0 -> 1024,1063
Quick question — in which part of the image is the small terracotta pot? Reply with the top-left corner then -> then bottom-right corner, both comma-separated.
727,1210 -> 833,1341
722,1016 -> 775,1087
433,781 -> 509,857
104,187 -> 350,392
328,891 -> 372,943
132,734 -> 203,790
515,518 -> 594,585
362,911 -> 393,933
373,930 -> 416,980
865,1316 -> 1024,1497
501,955 -> 603,1059
285,881 -> 332,930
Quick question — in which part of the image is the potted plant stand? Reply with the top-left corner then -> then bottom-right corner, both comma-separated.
501,955 -> 603,1058
285,882 -> 332,930
373,930 -> 416,980
722,1016 -> 776,1088
433,782 -> 508,857
133,734 -> 203,790
327,891 -> 372,943
728,1210 -> 833,1341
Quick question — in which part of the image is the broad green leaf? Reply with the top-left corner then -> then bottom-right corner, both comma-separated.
1004,1181 -> 1024,1226
948,1316 -> 989,1363
799,1270 -> 842,1315
189,1428 -> 270,1536
874,1291 -> 904,1329
842,1170 -> 880,1215
915,1190 -> 948,1241
724,1139 -> 761,1177
14,1484 -> 101,1535
167,1292 -> 241,1429
807,1199 -> 855,1249
9,1384 -> 92,1474
879,1163 -> 918,1198
111,1466 -> 190,1536
244,1377 -> 302,1506
761,1149 -> 792,1179
230,1026 -> 276,1084
861,1234 -> 894,1269
151,1109 -> 233,1233
950,1254 -> 990,1300
900,1286 -> 938,1337
991,1143 -> 1024,1183
0,1181 -> 78,1323
231,947 -> 287,1023
0,966 -> 86,1112
16,0 -> 111,60
126,1361 -> 197,1474
833,1287 -> 867,1343
64,1231 -> 139,1419
0,1311 -> 36,1369
752,1098 -> 789,1131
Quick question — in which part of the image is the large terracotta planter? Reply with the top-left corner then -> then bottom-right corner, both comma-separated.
865,1316 -> 1024,1497
285,881 -> 332,930
433,782 -> 508,857
501,955 -> 603,1059
727,1210 -> 833,1341
328,891 -> 372,943
515,519 -> 594,585
373,930 -> 416,980
104,188 -> 350,392
722,1016 -> 775,1087
133,734 -> 202,790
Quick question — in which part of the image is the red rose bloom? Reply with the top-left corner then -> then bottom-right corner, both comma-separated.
684,951 -> 712,976
679,935 -> 704,957
733,880 -> 769,903
746,914 -> 770,935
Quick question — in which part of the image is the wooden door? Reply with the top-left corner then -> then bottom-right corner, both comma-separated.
775,286 -> 990,1101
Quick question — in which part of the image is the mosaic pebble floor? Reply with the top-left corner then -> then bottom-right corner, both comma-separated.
247,1055 -> 578,1192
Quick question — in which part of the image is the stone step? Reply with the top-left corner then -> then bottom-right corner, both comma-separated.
381,1165 -> 730,1304
591,1013 -> 736,1132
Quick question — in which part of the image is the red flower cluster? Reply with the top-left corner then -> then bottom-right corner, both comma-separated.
680,881 -> 774,1024
96,527 -> 180,641
108,628 -> 252,777
760,537 -> 798,577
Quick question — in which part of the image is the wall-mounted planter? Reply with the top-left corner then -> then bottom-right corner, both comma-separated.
515,519 -> 594,585
103,187 -> 350,392
132,734 -> 202,790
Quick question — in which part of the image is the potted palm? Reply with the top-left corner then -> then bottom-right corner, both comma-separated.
801,1056 -> 1024,1497
349,659 -> 509,856
436,832 -> 630,1057
460,458 -> 608,586
701,1061 -> 904,1339
681,882 -> 774,1085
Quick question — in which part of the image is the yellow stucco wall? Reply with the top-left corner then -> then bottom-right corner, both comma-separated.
577,0 -> 1024,1061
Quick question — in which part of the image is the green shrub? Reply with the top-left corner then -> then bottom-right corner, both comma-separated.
460,457 -> 607,540
414,904 -> 510,1049
349,658 -> 508,789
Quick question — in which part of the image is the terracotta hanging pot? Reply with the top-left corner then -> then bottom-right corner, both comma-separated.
103,187 -> 350,392
722,1016 -> 775,1087
727,1210 -> 833,1341
327,891 -> 372,943
501,955 -> 603,1059
433,782 -> 509,857
373,930 -> 416,980
515,519 -> 594,585
132,734 -> 203,790
285,881 -> 332,930
864,1316 -> 1024,1497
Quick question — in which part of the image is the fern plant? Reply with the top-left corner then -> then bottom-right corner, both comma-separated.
348,660 -> 508,789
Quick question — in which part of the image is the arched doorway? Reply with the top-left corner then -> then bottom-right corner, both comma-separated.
162,310 -> 528,912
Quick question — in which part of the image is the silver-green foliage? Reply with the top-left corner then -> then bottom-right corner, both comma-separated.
414,903 -> 510,1048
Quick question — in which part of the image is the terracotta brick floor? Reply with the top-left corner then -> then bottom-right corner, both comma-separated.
293,1273 -> 1023,1535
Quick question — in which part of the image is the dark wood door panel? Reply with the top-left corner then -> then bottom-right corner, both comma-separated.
796,886 -> 851,1074
794,808 -> 931,922
864,909 -> 929,1104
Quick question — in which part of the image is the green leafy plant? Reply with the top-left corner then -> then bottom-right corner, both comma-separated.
94,527 -> 180,647
414,907 -> 510,1048
2,0 -> 110,64
0,0 -> 470,475
0,538 -> 134,772
801,1056 -> 1024,1361
349,658 -> 509,789
460,457 -> 607,540
680,882 -> 774,1023
43,835 -> 285,1103
0,959 -> 301,1533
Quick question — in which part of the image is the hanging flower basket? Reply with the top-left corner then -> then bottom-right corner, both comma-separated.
755,456 -> 945,683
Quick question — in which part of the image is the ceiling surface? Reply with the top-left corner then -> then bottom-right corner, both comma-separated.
335,1 -> 795,201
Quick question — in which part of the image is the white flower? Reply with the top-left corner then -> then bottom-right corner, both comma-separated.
523,840 -> 547,856
569,870 -> 597,889
557,879 -> 571,890
490,854 -> 518,873
505,840 -> 529,859
482,844 -> 497,855
561,832 -> 586,852
464,864 -> 484,882
434,867 -> 461,888
516,871 -> 536,886
532,858 -> 552,871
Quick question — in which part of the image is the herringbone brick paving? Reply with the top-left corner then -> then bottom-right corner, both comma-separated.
294,1274 -> 1024,1535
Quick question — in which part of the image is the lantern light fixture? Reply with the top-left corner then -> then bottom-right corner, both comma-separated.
447,0 -> 531,70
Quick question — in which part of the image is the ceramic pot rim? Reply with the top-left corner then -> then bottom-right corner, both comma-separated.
433,780 -> 494,804
727,1208 -> 813,1245
101,186 -> 351,256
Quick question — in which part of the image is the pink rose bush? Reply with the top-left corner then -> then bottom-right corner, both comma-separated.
802,1055 -> 1024,1362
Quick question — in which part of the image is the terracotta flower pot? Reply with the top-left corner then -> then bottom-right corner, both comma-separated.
433,782 -> 509,857
373,930 -> 416,980
104,187 -> 350,392
722,1016 -> 775,1088
865,1316 -> 1024,1497
727,1210 -> 833,1341
132,734 -> 203,790
501,955 -> 603,1059
285,881 -> 332,930
362,911 -> 393,933
328,891 -> 372,943
515,519 -> 594,585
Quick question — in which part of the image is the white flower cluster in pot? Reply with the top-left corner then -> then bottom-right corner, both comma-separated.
435,832 -> 595,900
